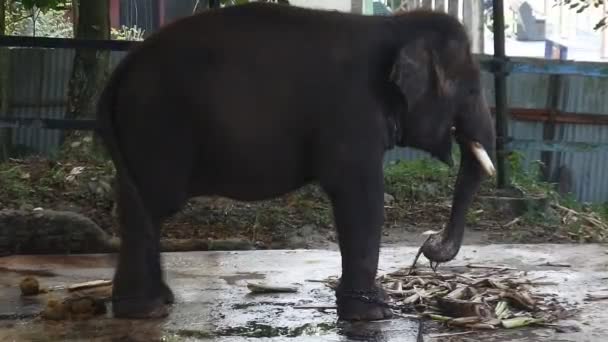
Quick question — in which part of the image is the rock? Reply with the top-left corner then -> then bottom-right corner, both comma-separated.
208,238 -> 253,251
478,195 -> 549,219
19,276 -> 40,296
0,209 -> 114,255
271,224 -> 337,250
298,224 -> 316,237
160,238 -> 209,252
384,193 -> 395,205
41,298 -> 68,321
65,296 -> 107,318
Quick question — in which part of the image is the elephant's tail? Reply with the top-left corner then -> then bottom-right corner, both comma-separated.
95,59 -> 153,233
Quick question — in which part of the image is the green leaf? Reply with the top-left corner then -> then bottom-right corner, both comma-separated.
17,0 -> 68,11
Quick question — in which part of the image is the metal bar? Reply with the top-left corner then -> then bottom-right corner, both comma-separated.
492,0 -> 509,189
0,35 -> 138,50
540,73 -> 562,181
506,139 -> 608,153
491,107 -> 608,126
0,25 -> 607,80
0,118 -> 96,130
509,60 -> 608,78
477,55 -> 608,77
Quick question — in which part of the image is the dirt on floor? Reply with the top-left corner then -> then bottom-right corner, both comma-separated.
0,154 -> 601,252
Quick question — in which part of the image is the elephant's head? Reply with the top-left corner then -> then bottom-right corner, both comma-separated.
389,11 -> 496,264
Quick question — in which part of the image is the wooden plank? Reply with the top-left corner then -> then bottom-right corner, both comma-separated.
489,107 -> 608,126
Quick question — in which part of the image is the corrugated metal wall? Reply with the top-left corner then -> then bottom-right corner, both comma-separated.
7,49 -> 126,155
4,48 -> 608,203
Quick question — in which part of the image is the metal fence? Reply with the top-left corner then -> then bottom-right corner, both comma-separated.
5,46 -> 608,203
6,48 -> 127,155
2,2 -> 608,203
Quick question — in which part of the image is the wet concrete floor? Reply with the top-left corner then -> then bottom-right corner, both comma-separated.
0,244 -> 606,341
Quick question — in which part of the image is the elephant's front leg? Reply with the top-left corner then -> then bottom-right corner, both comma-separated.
325,161 -> 392,321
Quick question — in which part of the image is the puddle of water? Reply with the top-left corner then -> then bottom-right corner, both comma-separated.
169,321 -> 337,339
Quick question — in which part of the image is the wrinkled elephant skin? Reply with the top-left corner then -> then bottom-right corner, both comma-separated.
95,3 -> 496,321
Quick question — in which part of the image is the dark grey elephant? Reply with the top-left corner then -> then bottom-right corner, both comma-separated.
95,2 -> 496,321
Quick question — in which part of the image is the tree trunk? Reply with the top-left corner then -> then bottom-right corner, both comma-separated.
65,0 -> 110,148
72,0 -> 79,36
0,0 -> 12,161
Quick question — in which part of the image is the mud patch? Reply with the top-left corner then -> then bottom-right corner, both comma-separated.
0,267 -> 56,277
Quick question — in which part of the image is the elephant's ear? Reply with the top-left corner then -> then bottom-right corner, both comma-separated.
389,38 -> 431,109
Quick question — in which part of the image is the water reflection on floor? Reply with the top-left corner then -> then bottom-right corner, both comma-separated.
1,244 -> 607,341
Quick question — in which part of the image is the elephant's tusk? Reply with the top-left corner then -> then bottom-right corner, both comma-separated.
470,141 -> 496,177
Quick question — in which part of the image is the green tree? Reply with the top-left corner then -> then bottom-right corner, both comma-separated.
0,0 -> 9,161
554,0 -> 607,30
65,0 -> 109,121
5,0 -> 72,36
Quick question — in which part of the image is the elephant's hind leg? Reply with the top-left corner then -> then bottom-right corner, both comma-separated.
111,142 -> 192,319
111,177 -> 169,318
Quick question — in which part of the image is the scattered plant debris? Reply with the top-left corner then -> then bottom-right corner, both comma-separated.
247,282 -> 299,294
68,279 -> 112,292
318,265 -> 572,331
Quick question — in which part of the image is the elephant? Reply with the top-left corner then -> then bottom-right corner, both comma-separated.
95,2 -> 496,321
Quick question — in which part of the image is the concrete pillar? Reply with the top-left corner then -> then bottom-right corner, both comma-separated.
447,0 -> 459,18
435,0 -> 446,12
351,0 -> 363,14
462,0 -> 484,53
420,0 -> 432,9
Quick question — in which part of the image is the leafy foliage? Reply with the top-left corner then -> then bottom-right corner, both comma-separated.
111,25 -> 145,41
506,151 -> 554,197
14,0 -> 70,11
4,0 -> 73,37
554,0 -> 607,30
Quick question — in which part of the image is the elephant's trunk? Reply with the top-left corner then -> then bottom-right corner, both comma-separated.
420,100 -> 495,263
419,144 -> 485,262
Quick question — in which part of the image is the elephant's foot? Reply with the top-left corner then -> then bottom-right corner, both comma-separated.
160,281 -> 175,304
112,294 -> 169,319
335,285 -> 393,321
112,281 -> 174,319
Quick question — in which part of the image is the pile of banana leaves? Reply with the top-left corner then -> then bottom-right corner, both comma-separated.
321,264 -> 571,330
